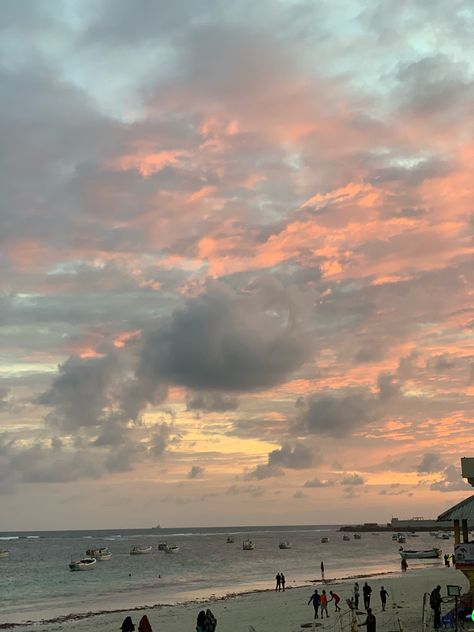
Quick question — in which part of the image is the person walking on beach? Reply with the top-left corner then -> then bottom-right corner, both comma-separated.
354,582 -> 360,609
363,582 -> 372,610
444,554 -> 450,567
320,590 -> 329,618
329,590 -> 341,612
359,607 -> 376,632
430,585 -> 442,629
451,553 -> 455,566
321,560 -> 325,581
121,617 -> 135,632
379,586 -> 388,611
280,572 -> 286,592
308,589 -> 320,619
401,558 -> 408,572
138,615 -> 153,632
275,572 -> 281,591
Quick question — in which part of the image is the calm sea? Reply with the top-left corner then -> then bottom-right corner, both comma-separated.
0,525 -> 446,625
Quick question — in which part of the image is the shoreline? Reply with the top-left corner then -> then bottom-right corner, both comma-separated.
0,568 -> 404,628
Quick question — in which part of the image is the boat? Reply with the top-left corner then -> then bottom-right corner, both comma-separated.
130,545 -> 153,555
407,533 -> 419,537
164,544 -> 179,553
0,549 -> 10,558
398,535 -> 406,543
354,533 -> 361,540
279,540 -> 291,549
435,532 -> 450,540
69,557 -> 96,571
343,535 -> 350,541
158,542 -> 168,551
392,533 -> 399,541
321,536 -> 329,543
399,548 -> 441,559
226,536 -> 234,544
242,539 -> 255,550
86,547 -> 112,561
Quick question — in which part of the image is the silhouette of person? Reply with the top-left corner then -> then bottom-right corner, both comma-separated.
321,560 -> 325,581
121,617 -> 135,632
329,590 -> 341,612
354,582 -> 360,609
362,582 -> 372,610
359,607 -> 376,632
380,586 -> 388,611
320,590 -> 329,618
275,572 -> 281,591
280,572 -> 286,591
430,585 -> 442,629
308,589 -> 320,619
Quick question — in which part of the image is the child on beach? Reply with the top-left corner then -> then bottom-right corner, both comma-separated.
320,590 -> 329,618
329,590 -> 341,612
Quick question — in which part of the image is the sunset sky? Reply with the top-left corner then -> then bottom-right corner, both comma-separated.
0,0 -> 473,530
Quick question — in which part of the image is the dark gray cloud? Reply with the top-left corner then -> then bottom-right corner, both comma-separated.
430,465 -> 472,492
417,452 -> 443,473
186,392 -> 239,412
246,442 -> 314,480
304,477 -> 335,488
340,473 -> 364,486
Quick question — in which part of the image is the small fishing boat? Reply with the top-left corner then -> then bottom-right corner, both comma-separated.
391,533 -> 399,541
407,532 -> 418,538
86,547 -> 112,561
398,535 -> 406,543
158,542 -> 168,551
279,540 -> 291,549
321,536 -> 329,543
343,535 -> 350,541
0,549 -> 10,558
164,544 -> 179,553
399,547 -> 441,559
354,533 -> 361,540
69,557 -> 96,571
242,539 -> 255,550
226,536 -> 234,544
130,545 -> 153,555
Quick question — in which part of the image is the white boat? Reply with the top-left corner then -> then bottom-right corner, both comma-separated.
158,542 -> 168,551
130,545 -> 153,555
242,539 -> 255,550
279,540 -> 291,549
435,532 -> 450,540
164,544 -> 179,553
398,535 -> 406,543
226,536 -> 234,544
399,548 -> 441,559
392,534 -> 399,541
321,536 -> 329,543
86,547 -> 112,561
0,549 -> 10,558
354,533 -> 361,540
343,535 -> 351,541
69,557 -> 96,571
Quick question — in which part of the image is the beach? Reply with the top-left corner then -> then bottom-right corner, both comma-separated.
5,566 -> 471,632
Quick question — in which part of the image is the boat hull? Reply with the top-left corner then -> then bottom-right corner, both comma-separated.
130,546 -> 153,555
399,549 -> 441,559
69,558 -> 96,571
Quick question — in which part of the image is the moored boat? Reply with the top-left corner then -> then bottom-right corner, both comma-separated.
69,557 -> 96,571
130,545 -> 153,555
354,533 -> 361,540
0,549 -> 10,558
398,535 -> 406,543
321,536 -> 329,543
242,539 -> 255,550
158,541 -> 168,551
226,536 -> 234,544
85,547 -> 112,561
164,544 -> 179,553
399,547 -> 441,559
343,535 -> 350,541
279,540 -> 291,549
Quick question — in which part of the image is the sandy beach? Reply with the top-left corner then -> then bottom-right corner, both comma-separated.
5,566 -> 471,632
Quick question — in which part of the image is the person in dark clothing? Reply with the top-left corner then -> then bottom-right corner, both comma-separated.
202,609 -> 217,632
138,615 -> 152,632
451,553 -> 456,566
321,561 -> 325,581
354,582 -> 360,609
196,611 -> 206,632
444,554 -> 450,567
401,558 -> 408,572
363,582 -> 372,610
430,585 -> 442,629
308,589 -> 320,619
280,572 -> 286,591
275,572 -> 281,591
380,586 -> 388,611
121,617 -> 135,632
359,608 -> 376,632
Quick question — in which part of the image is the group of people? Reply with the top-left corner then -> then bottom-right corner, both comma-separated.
444,553 -> 455,567
121,608 -> 218,632
121,615 -> 152,632
275,571 -> 286,591
307,588 -> 341,618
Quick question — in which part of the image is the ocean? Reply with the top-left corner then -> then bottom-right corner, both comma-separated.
0,525 -> 447,625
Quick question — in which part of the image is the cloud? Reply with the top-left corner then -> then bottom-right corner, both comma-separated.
188,465 -> 204,479
340,473 -> 365,486
246,442 -> 314,479
0,387 -> 10,411
417,452 -> 443,473
186,392 -> 239,412
430,465 -> 472,492
304,477 -> 335,488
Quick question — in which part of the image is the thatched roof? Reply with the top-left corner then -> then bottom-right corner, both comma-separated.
438,495 -> 474,521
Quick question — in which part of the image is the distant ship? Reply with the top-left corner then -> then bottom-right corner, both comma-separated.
151,525 -> 161,530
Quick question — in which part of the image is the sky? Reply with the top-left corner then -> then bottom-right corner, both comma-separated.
0,0 -> 473,531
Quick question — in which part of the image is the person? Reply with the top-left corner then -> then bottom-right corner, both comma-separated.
202,609 -> 217,632
121,617 -> 135,632
430,585 -> 442,629
359,607 -> 376,632
363,582 -> 372,610
308,589 -> 320,619
329,590 -> 341,612
380,586 -> 388,611
354,582 -> 360,609
401,558 -> 408,572
138,615 -> 153,632
196,611 -> 206,632
321,560 -> 325,581
451,553 -> 456,566
280,572 -> 286,592
444,554 -> 450,567
320,590 -> 329,618
275,572 -> 281,592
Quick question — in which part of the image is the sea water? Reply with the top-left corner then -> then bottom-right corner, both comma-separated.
0,526 -> 446,624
